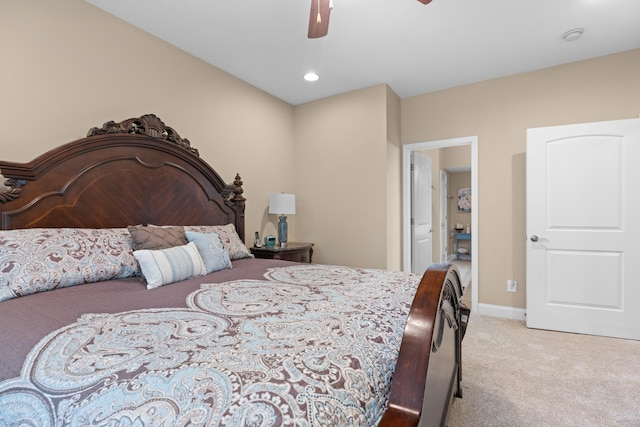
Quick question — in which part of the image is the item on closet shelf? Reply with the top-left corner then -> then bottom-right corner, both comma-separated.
465,225 -> 470,234
457,248 -> 468,254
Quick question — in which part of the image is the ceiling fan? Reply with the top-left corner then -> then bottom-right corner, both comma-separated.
308,0 -> 433,38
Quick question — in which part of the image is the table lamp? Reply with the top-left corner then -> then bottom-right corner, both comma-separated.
269,193 -> 296,247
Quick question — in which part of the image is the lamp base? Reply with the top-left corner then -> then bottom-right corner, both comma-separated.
277,215 -> 288,247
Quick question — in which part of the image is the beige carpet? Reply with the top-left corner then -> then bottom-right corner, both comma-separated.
446,315 -> 640,426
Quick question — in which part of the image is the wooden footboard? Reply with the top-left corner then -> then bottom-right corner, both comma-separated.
379,263 -> 468,427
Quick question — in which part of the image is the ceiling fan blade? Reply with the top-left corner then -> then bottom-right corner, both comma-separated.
308,0 -> 331,38
417,0 -> 433,4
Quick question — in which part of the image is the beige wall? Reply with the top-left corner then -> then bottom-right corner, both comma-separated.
293,84 -> 393,269
402,49 -> 640,309
0,0 -> 295,242
442,145 -> 471,170
386,86 -> 403,271
0,0 -> 399,272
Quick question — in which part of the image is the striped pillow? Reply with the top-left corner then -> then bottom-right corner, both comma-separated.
133,242 -> 207,289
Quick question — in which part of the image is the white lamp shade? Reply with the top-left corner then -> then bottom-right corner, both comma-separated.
269,193 -> 296,215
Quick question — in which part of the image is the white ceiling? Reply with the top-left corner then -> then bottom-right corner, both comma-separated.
87,0 -> 640,106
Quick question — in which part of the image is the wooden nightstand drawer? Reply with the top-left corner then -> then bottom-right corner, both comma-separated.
250,242 -> 314,263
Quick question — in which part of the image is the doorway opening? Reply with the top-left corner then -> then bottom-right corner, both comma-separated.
402,136 -> 478,313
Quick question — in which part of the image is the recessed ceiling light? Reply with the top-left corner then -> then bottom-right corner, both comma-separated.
304,72 -> 319,82
562,28 -> 584,42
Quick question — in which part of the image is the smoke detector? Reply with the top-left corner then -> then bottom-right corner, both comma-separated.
562,28 -> 584,42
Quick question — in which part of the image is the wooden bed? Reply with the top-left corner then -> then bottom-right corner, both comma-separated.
0,114 -> 468,426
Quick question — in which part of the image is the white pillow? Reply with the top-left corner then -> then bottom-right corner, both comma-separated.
133,242 -> 207,289
185,231 -> 232,274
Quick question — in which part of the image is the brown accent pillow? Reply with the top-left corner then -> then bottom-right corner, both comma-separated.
127,225 -> 188,250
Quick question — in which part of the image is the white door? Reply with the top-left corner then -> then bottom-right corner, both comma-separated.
411,151 -> 432,274
526,118 -> 640,340
439,170 -> 448,262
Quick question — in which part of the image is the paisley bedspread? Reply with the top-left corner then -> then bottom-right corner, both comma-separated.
0,262 -> 420,426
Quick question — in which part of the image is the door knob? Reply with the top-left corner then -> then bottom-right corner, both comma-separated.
530,235 -> 539,242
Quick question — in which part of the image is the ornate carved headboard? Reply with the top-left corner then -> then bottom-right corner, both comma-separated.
0,114 -> 245,240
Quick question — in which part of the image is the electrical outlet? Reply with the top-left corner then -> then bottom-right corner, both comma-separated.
507,279 -> 517,293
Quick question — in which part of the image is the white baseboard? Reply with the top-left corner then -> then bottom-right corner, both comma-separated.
478,303 -> 526,321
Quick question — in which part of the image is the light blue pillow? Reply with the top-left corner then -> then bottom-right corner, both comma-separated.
185,231 -> 232,274
133,242 -> 207,289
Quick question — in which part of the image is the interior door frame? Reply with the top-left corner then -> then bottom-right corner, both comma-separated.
403,136 -> 479,313
439,170 -> 448,263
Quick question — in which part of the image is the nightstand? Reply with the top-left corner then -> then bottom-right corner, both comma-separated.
250,242 -> 314,263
